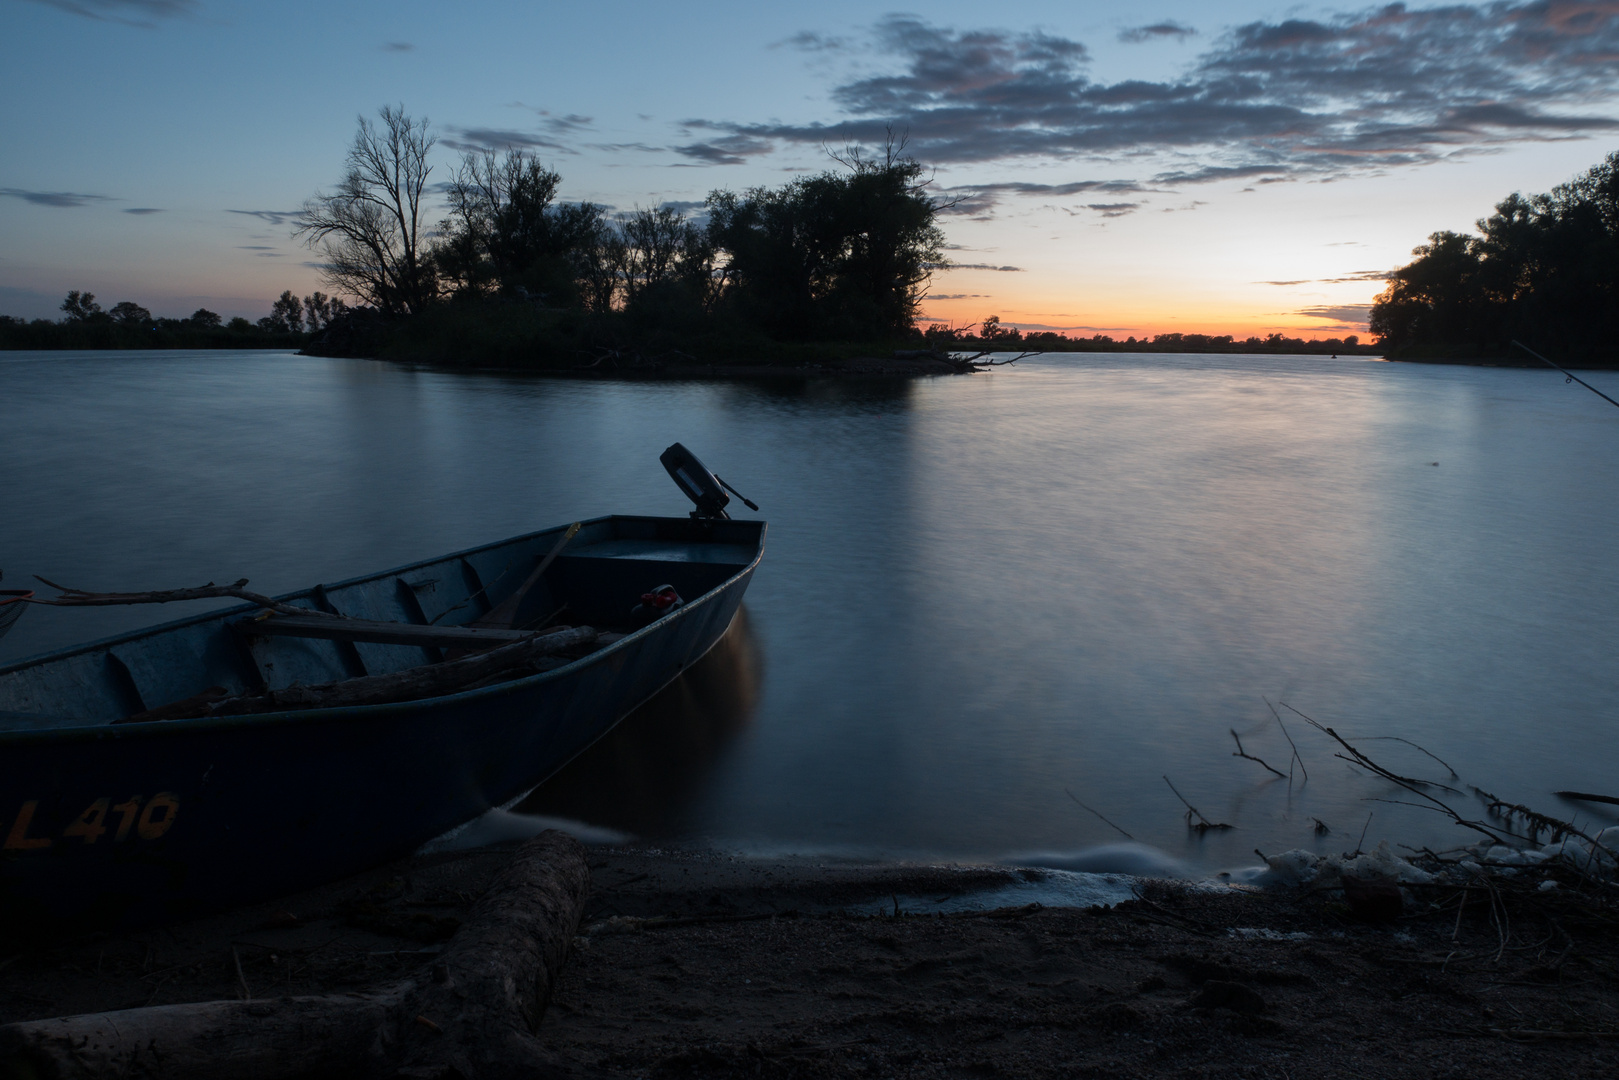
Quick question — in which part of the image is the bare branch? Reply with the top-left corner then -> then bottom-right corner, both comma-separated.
1162,775 -> 1233,833
1229,728 -> 1287,778
1064,788 -> 1134,840
30,576 -> 332,619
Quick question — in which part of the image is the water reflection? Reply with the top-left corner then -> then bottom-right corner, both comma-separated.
514,607 -> 762,837
8,351 -> 1619,871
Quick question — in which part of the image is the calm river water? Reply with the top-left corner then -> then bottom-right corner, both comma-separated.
4,349 -> 1618,873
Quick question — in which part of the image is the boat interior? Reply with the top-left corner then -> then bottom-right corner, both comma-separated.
0,516 -> 763,731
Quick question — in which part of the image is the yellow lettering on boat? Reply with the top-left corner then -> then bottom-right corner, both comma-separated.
62,798 -> 111,844
112,797 -> 142,842
4,801 -> 52,850
137,793 -> 179,840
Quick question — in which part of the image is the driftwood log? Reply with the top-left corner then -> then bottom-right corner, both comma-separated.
119,626 -> 598,723
0,830 -> 590,1080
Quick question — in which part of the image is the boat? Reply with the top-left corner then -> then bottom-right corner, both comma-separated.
0,445 -> 764,930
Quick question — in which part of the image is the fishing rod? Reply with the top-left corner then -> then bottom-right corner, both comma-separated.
1511,339 -> 1619,412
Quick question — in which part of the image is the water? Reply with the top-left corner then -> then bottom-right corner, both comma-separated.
4,348 -> 1618,872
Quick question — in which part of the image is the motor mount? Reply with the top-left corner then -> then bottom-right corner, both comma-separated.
661,443 -> 731,519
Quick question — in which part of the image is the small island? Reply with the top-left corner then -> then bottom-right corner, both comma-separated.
1,109 -> 1378,372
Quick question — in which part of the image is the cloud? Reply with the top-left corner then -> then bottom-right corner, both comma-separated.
441,128 -> 570,153
1256,269 -> 1392,286
939,178 -> 1153,216
927,293 -> 990,299
673,133 -> 774,165
1296,303 -> 1373,324
657,200 -> 708,215
1086,201 -> 1139,217
778,30 -> 851,51
237,245 -> 275,250
667,131 -> 773,165
122,207 -> 164,214
227,208 -> 304,226
542,113 -> 593,135
25,0 -> 196,26
939,262 -> 1024,271
1119,21 -> 1196,44
502,105 -> 595,140
382,42 -> 413,52
702,7 -> 1619,187
1,188 -> 113,208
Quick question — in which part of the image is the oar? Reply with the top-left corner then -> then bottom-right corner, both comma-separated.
472,522 -> 581,630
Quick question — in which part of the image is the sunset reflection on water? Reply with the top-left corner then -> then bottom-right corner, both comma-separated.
5,350 -> 1618,870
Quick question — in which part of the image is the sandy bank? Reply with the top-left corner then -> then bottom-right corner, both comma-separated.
2,845 -> 1614,1078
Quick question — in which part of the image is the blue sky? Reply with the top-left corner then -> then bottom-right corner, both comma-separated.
5,0 -> 1619,336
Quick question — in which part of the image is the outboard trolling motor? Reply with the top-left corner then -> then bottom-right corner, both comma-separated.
660,443 -> 759,520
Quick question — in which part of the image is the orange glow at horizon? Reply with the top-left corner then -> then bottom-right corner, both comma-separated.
917,294 -> 1376,343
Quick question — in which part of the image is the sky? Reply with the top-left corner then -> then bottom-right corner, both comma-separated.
4,0 -> 1619,338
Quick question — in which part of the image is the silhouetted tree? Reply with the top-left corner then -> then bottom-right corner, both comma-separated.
979,315 -> 1020,342
435,148 -> 612,307
263,290 -> 304,333
296,105 -> 437,317
109,301 -> 151,326
190,308 -> 222,328
302,291 -> 344,331
1372,150 -> 1619,359
60,291 -> 103,322
617,206 -> 715,316
706,137 -> 946,338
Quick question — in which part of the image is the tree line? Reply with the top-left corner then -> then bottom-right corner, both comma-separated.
1370,150 -> 1619,364
292,107 -> 948,365
0,289 -> 345,350
921,318 -> 1369,355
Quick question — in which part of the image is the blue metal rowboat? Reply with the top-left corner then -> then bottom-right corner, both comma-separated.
0,508 -> 764,931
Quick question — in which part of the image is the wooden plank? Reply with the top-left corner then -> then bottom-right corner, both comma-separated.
238,615 -> 537,649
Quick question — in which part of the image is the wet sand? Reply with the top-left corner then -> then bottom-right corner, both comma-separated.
2,845 -> 1614,1078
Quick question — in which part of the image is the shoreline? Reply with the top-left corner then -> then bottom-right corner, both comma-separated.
4,841 -> 1613,1077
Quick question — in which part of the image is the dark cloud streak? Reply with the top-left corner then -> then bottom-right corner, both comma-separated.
1119,22 -> 1196,44
1,188 -> 113,208
227,209 -> 304,226
441,128 -> 570,153
26,0 -> 196,26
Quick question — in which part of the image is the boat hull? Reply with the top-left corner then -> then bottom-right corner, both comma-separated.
0,516 -> 762,930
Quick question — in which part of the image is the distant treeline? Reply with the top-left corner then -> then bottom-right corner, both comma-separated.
1371,150 -> 1619,365
0,289 -> 341,351
919,317 -> 1372,355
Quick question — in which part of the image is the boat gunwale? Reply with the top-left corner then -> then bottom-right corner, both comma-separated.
0,515 -> 765,746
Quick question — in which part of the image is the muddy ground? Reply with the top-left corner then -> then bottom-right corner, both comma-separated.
2,846 -> 1615,1078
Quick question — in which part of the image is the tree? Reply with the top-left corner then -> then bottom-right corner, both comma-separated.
60,290 -> 103,322
1370,150 -> 1619,357
302,292 -> 345,331
705,136 -> 947,338
979,315 -> 1020,342
190,308 -> 222,328
296,105 -> 438,317
226,316 -> 253,332
109,301 -> 152,326
435,148 -> 613,307
264,290 -> 304,333
617,206 -> 715,313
